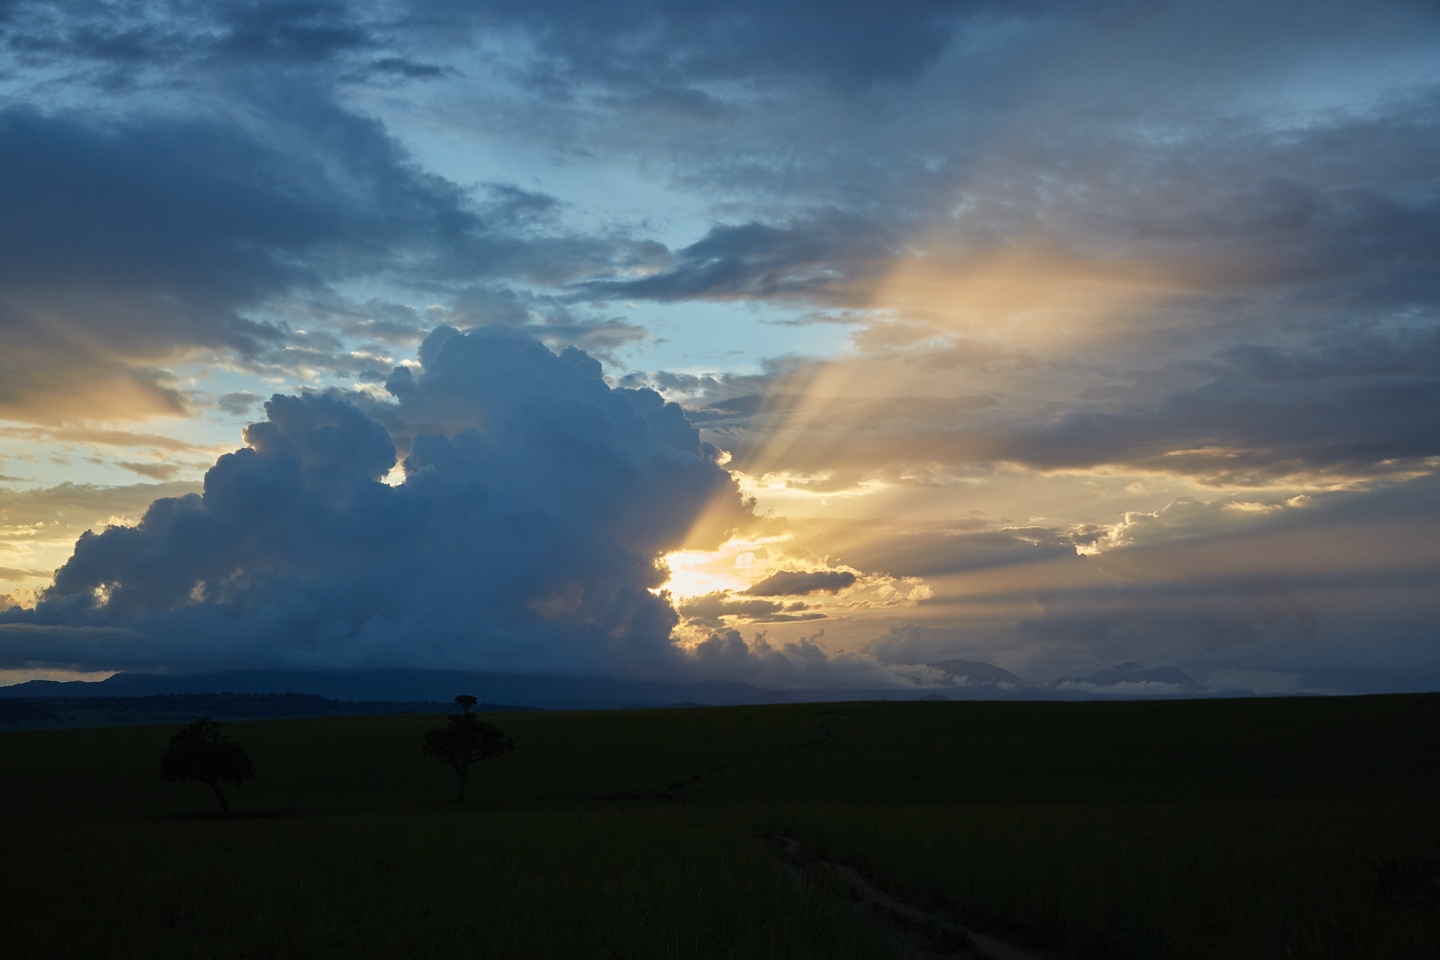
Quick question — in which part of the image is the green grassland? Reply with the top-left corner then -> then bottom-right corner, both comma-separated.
3,695 -> 1439,958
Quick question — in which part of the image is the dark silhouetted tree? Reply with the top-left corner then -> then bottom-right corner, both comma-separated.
160,717 -> 256,815
422,697 -> 513,801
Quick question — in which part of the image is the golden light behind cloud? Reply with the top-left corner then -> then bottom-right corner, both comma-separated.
658,537 -> 787,600
870,244 -> 1180,348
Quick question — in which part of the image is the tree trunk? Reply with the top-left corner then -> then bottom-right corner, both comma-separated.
209,780 -> 231,816
457,772 -> 466,802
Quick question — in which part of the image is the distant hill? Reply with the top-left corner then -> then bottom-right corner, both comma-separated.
1057,661 -> 1201,693
928,658 -> 1031,687
0,669 -> 793,711
0,661 -> 1234,716
0,692 -> 510,729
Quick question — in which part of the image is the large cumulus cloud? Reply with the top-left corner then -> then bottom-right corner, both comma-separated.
0,328 -> 751,674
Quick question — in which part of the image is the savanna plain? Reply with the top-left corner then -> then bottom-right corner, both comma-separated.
3,695 -> 1439,959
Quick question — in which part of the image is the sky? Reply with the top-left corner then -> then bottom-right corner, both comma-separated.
1,0 -> 1438,694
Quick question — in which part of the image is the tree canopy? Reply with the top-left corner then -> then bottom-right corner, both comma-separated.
160,717 -> 256,815
422,698 -> 513,801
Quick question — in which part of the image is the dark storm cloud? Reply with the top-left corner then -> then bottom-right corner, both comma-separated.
576,213 -> 895,305
3,0 -> 989,90
1111,109 -> 1440,300
432,0 -> 1440,297
742,569 -> 856,597
1013,579 -> 1316,666
677,593 -> 785,622
984,476 -> 1440,680
441,285 -> 655,363
216,393 -> 263,417
0,106 -> 399,303
696,322 -> 1440,488
403,0 -> 981,90
0,96 -> 667,419
687,394 -> 999,433
1213,326 -> 1440,383
827,527 -> 1079,580
0,101 -> 466,418
674,592 -> 826,626
211,1 -> 374,63
0,328 -> 752,674
112,461 -> 181,481
865,625 -> 1000,670
547,4 -> 1440,331
3,1 -> 377,69
645,357 -> 815,408
812,476 -> 1440,690
998,337 -> 1440,485
10,0 -> 1437,339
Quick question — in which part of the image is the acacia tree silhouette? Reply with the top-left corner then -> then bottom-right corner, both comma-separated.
160,717 -> 256,815
422,695 -> 514,801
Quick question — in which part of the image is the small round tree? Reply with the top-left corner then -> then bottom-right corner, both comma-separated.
421,696 -> 513,802
160,717 -> 256,816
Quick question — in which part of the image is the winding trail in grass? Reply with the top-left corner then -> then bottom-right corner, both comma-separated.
658,716 -> 1064,959
776,837 -> 1063,960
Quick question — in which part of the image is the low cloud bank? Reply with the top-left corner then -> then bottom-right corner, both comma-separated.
0,327 -> 750,676
5,326 -> 1437,694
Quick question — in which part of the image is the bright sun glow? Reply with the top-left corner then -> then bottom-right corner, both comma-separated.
657,535 -> 794,600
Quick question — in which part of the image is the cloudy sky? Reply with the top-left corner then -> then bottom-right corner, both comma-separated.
1,0 -> 1437,694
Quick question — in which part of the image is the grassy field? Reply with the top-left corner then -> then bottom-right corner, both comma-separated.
3,695 -> 1439,958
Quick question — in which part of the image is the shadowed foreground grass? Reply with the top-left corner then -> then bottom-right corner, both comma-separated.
769,801 -> 1440,959
6,808 -> 884,960
4,694 -> 1440,958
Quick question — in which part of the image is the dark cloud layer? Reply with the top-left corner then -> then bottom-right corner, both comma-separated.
0,93 -> 676,418
1003,349 -> 1440,485
576,213 -> 895,305
0,328 -> 750,673
2,0 -> 987,88
698,322 -> 1440,489
1,0 -> 1437,692
974,477 -> 1439,682
675,592 -> 824,627
0,101 -> 470,418
743,569 -> 857,597
473,0 -> 972,88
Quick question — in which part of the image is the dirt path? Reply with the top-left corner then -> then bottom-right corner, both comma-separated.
775,837 -> 1065,960
659,716 -> 1066,959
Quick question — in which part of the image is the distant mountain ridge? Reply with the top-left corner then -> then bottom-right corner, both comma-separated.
0,669 -> 793,710
928,659 -> 1031,687
1057,661 -> 1201,691
0,660 -> 1219,712
0,692 -> 516,727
